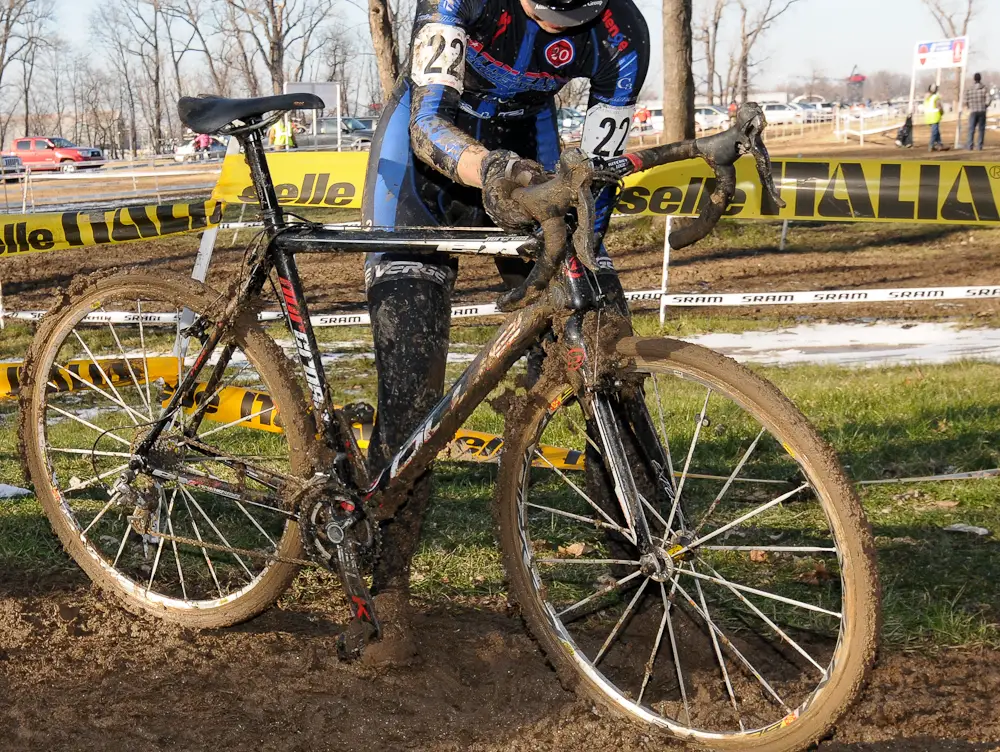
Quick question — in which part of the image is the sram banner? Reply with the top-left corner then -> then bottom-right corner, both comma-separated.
0,201 -> 222,258
214,151 -> 1000,226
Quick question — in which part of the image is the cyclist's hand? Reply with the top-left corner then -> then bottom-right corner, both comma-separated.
480,149 -> 548,232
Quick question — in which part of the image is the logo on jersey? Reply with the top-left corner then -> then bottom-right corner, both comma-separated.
545,39 -> 575,68
492,10 -> 512,42
601,9 -> 629,52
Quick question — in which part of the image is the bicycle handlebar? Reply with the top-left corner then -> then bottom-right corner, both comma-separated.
498,102 -> 786,312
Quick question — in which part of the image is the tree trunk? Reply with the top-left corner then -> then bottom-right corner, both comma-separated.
368,0 -> 399,101
662,0 -> 695,141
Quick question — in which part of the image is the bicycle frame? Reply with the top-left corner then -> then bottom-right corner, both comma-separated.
137,121 -> 636,525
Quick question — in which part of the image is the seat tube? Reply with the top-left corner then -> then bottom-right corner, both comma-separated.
239,125 -> 284,233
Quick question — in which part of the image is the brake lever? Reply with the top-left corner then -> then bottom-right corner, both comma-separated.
733,103 -> 786,210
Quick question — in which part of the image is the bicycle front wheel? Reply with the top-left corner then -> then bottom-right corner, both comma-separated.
496,337 -> 879,751
20,271 -> 316,628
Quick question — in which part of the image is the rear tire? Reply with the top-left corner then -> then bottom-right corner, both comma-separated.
20,271 -> 316,628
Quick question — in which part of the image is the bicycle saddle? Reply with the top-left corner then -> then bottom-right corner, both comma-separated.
178,94 -> 326,134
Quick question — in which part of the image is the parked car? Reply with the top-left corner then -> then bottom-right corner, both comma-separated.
3,137 -> 103,172
557,108 -> 585,140
1,154 -> 25,182
761,102 -> 805,125
297,117 -> 375,150
695,106 -> 729,132
353,116 -> 379,131
174,136 -> 229,162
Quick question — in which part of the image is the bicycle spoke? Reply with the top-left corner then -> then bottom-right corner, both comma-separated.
147,488 -> 178,590
651,374 -> 676,483
676,565 -> 842,618
48,446 -> 134,458
674,579 -> 789,711
72,330 -> 145,425
234,500 -> 278,548
525,502 -> 632,537
636,582 -> 670,705
661,582 -> 691,725
536,558 -> 641,567
698,559 -> 828,676
665,388 -> 712,535
136,299 -> 155,416
595,576 -> 650,665
198,402 -> 276,438
179,486 -> 254,579
533,450 -> 630,537
694,428 -> 765,536
179,487 -> 224,599
164,495 -> 188,600
671,483 -> 810,558
555,569 -> 643,619
701,545 -> 836,553
101,315 -> 153,415
694,568 -> 744,732
81,493 -> 121,537
55,363 -> 148,424
67,463 -> 130,492
46,405 -> 132,447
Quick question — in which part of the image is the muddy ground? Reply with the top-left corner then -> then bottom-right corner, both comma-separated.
0,571 -> 997,752
2,129 -> 1000,751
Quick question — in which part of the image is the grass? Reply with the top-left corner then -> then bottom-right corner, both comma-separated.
3,311 -> 1000,651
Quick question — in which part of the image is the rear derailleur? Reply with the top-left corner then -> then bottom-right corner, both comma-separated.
298,476 -> 382,660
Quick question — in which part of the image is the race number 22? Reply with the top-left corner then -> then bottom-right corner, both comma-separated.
412,24 -> 467,91
581,103 -> 635,158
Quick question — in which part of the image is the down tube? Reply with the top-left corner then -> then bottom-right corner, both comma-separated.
369,303 -> 554,509
271,248 -> 367,485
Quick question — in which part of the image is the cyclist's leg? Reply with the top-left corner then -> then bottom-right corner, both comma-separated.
361,81 -> 458,626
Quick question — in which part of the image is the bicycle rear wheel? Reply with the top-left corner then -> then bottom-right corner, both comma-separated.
496,337 -> 879,751
20,271 -> 316,628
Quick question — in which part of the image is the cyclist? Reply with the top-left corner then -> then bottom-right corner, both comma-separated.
360,0 -> 649,661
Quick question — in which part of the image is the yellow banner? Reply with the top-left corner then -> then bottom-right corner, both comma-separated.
0,201 -> 222,259
213,151 -> 367,209
213,151 -> 1000,226
0,357 -> 179,400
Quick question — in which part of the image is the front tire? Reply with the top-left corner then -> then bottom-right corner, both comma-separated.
496,337 -> 879,751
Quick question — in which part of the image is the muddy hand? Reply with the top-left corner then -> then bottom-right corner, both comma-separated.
734,102 -> 786,211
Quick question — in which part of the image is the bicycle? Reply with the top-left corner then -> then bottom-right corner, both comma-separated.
19,94 -> 879,752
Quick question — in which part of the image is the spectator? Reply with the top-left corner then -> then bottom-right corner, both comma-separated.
925,84 -> 944,152
634,104 -> 650,131
965,72 -> 991,151
268,118 -> 296,150
194,132 -> 212,160
728,100 -> 738,119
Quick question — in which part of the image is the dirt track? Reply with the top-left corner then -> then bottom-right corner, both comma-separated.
2,132 -> 1000,752
1,573 -> 998,752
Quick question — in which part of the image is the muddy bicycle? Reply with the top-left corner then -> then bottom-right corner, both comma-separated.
19,94 -> 879,751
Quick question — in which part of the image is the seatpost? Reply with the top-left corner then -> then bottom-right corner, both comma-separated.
239,120 -> 285,234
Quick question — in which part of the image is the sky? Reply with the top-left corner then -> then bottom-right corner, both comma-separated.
61,0 -> 1000,91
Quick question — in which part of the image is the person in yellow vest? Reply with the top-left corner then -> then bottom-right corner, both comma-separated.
268,118 -> 296,150
924,84 -> 944,152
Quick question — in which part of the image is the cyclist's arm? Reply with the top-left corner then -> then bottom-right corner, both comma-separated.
581,34 -> 649,236
408,0 -> 486,186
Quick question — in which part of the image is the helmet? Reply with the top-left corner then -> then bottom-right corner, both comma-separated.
928,84 -> 939,94
527,0 -> 607,27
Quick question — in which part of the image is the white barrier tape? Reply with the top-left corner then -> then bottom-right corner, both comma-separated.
24,169 -> 216,181
662,285 -> 1000,307
5,285 -> 998,327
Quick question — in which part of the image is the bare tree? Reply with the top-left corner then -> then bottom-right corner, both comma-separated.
369,0 -> 399,99
695,0 -> 727,105
92,4 -> 141,155
162,0 -> 228,94
922,0 -> 977,37
735,0 -> 801,101
221,0 -> 334,94
663,0 -> 695,141
0,0 -> 51,143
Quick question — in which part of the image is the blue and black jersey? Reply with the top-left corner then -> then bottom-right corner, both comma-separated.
362,0 -> 648,287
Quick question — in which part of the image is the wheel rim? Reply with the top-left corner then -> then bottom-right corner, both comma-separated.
511,372 -> 857,741
30,288 -> 299,611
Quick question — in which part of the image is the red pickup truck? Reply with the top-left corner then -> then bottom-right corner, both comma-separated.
3,137 -> 104,172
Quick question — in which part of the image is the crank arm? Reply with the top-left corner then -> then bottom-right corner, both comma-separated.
334,542 -> 381,660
